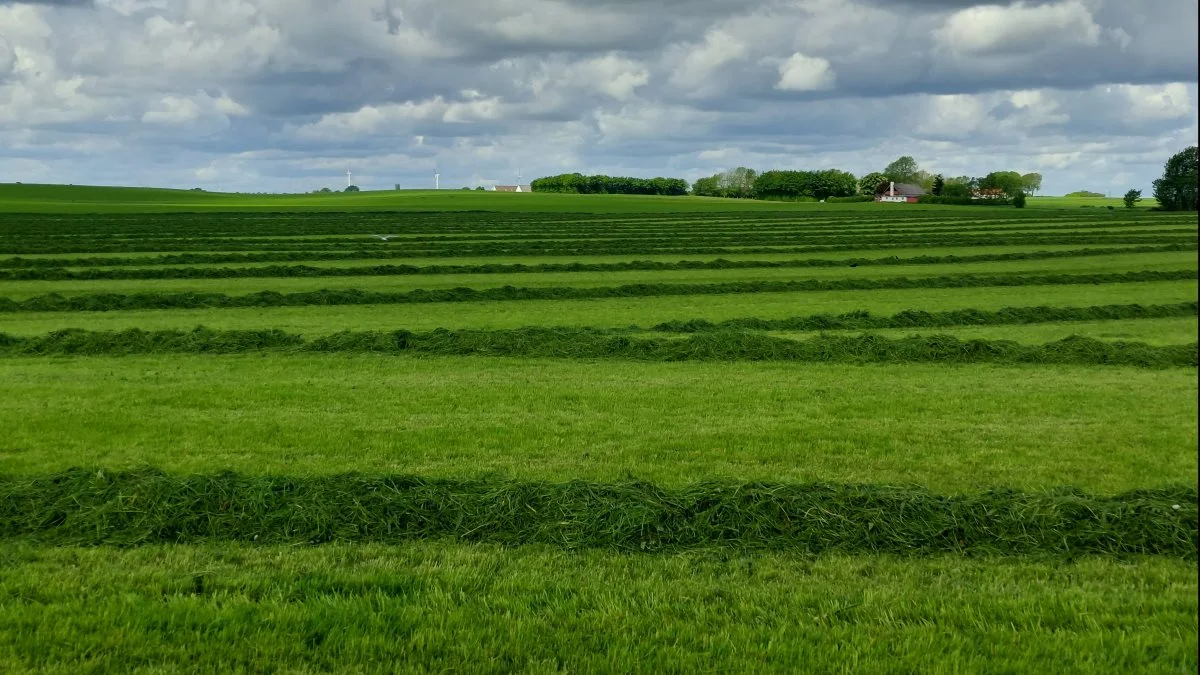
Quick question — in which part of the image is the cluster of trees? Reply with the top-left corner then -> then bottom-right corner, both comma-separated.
751,170 -> 858,200
691,167 -> 757,198
530,173 -> 689,195
1152,146 -> 1197,211
693,167 -> 858,200
691,156 -> 1043,203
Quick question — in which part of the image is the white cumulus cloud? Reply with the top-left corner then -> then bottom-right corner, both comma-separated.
775,53 -> 835,91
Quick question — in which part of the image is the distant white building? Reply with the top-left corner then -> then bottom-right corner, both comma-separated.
494,184 -> 532,193
875,181 -> 925,203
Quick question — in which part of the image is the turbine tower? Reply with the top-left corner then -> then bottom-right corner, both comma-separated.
434,166 -> 440,190
346,168 -> 352,188
516,168 -> 523,192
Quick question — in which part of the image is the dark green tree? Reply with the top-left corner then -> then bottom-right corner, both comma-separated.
1020,173 -> 1042,196
1152,146 -> 1198,211
857,171 -> 888,195
980,171 -> 1024,198
932,174 -> 945,196
344,185 -> 360,193
1123,189 -> 1142,208
884,156 -> 921,183
1013,191 -> 1026,208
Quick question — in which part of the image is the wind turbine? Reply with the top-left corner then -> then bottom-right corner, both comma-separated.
516,168 -> 522,192
434,166 -> 440,190
346,168 -> 353,188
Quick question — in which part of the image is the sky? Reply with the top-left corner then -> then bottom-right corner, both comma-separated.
0,0 -> 1196,195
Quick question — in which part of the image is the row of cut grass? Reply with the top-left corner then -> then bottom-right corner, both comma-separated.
3,231 -> 1193,255
3,468 -> 1194,554
5,245 -> 1192,282
2,251 -> 1193,298
2,242 -> 1170,269
769,317 -> 1198,346
3,280 -> 1192,335
3,269 -> 1193,311
2,328 -> 1194,369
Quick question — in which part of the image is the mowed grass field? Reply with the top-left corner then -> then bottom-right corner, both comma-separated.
0,185 -> 1196,672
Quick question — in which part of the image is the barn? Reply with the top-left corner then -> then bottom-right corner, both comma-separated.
875,181 -> 925,203
494,184 -> 533,193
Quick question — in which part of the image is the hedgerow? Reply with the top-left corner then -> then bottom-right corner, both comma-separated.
1,469 -> 1194,555
1,328 -> 1194,368
2,245 -> 1192,281
2,270 -> 1193,313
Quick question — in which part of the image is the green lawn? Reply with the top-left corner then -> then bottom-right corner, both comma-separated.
1,187 -> 1196,672
1,543 -> 1193,674
0,356 -> 1194,491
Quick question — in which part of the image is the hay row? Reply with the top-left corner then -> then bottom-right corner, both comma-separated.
2,269 -> 1193,313
7,210 -> 1187,236
2,469 -> 1193,555
651,302 -> 1198,332
6,242 -> 1191,270
1,232 -> 1191,256
3,245 -> 1191,282
2,328 -> 1194,367
8,217 -> 1182,246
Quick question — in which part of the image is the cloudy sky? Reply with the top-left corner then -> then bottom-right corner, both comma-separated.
0,0 -> 1196,194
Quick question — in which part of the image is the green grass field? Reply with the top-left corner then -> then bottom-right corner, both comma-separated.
0,183 -> 1196,671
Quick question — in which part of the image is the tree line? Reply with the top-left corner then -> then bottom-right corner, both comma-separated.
529,146 -> 1196,210
530,174 -> 689,195
689,157 -> 1042,202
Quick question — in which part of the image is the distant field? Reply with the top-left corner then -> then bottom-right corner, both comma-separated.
0,186 -> 1195,671
0,182 -> 1150,213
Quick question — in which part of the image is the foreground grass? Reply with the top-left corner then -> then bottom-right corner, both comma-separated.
0,543 -> 1194,673
0,356 -> 1194,491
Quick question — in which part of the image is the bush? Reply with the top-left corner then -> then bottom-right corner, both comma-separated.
825,195 -> 874,203
1124,189 -> 1142,208
1065,190 -> 1105,198
344,185 -> 360,193
1013,192 -> 1026,208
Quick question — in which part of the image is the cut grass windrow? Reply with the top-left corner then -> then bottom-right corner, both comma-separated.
1,469 -> 1194,555
2,328 -> 1194,367
1,233 -> 1193,256
3,269 -> 1193,313
2,245 -> 1193,281
650,302 -> 1199,332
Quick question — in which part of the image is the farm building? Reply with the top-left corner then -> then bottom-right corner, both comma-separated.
495,185 -> 533,193
875,182 -> 926,203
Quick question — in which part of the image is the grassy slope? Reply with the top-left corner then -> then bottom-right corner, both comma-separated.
0,182 -> 1150,213
1,543 -> 1193,673
1,356 -> 1194,491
